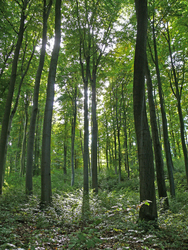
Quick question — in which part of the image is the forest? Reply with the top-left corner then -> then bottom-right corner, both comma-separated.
0,0 -> 188,249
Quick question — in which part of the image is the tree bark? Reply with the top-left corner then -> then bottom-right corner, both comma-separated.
0,0 -> 27,194
41,0 -> 61,206
152,19 -> 175,197
134,0 -> 157,221
20,95 -> 29,176
115,88 -> 121,182
26,0 -> 52,195
146,57 -> 169,208
91,73 -> 98,193
166,26 -> 188,185
71,87 -> 77,186
122,86 -> 129,178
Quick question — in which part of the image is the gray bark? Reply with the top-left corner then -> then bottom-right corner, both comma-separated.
71,89 -> 77,186
152,20 -> 175,197
41,0 -> 61,205
134,0 -> 157,221
146,57 -> 169,208
26,0 -> 52,195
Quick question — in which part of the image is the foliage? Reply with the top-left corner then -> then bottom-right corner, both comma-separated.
1,164 -> 188,249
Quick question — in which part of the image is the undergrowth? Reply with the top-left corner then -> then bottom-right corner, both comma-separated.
0,162 -> 188,249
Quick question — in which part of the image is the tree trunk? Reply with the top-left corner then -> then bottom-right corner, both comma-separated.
26,0 -> 52,195
71,87 -> 77,186
63,143 -> 67,175
166,27 -> 188,185
152,20 -> 175,197
115,88 -> 121,182
0,0 -> 27,194
105,115 -> 109,169
3,45 -> 35,181
20,95 -> 29,176
122,88 -> 129,179
41,0 -> 61,206
33,110 -> 42,176
91,74 -> 98,193
146,57 -> 169,208
134,0 -> 157,221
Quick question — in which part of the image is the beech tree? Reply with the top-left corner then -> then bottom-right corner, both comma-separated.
26,0 -> 52,195
41,0 -> 61,205
134,0 -> 157,221
0,0 -> 29,194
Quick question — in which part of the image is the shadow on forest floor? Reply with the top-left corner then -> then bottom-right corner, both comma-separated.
0,169 -> 188,249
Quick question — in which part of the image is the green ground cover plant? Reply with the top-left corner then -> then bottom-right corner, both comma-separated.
0,163 -> 188,250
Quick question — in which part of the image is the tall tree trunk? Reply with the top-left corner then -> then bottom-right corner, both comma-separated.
20,95 -> 29,176
91,74 -> 98,193
63,143 -> 67,175
134,0 -> 157,221
41,0 -> 61,206
33,110 -> 42,176
110,90 -> 117,174
166,26 -> 188,185
115,88 -> 121,182
122,88 -> 129,179
146,57 -> 169,208
0,0 -> 27,194
152,19 -> 175,197
3,44 -> 35,181
15,124 -> 23,172
71,87 -> 77,186
26,0 -> 52,195
105,115 -> 109,169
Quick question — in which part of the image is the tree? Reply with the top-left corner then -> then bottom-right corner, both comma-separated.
151,12 -> 175,197
41,0 -> 61,206
146,56 -> 169,208
165,23 -> 188,185
26,0 -> 52,195
133,0 -> 157,221
0,0 -> 29,194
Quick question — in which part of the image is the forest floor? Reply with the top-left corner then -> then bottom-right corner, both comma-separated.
0,164 -> 188,250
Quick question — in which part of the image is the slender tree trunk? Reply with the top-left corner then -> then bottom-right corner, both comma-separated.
0,0 -> 27,194
122,89 -> 129,178
105,115 -> 109,169
63,143 -> 67,175
41,0 -> 61,206
80,129 -> 84,161
71,87 -> 77,186
169,109 -> 177,158
146,57 -> 169,208
15,124 -> 23,172
110,91 -> 117,174
152,20 -> 175,197
91,74 -> 98,193
167,27 -> 188,185
33,110 -> 42,176
134,0 -> 157,221
115,89 -> 121,182
3,45 -> 35,181
113,124 -> 118,175
20,96 -> 29,176
26,0 -> 52,195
